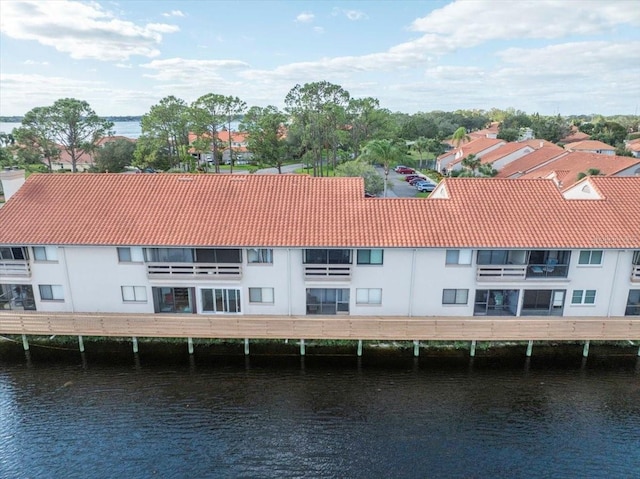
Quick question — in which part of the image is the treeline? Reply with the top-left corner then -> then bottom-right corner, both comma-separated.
2,84 -> 639,184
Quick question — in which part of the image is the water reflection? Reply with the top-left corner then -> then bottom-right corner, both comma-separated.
0,345 -> 639,478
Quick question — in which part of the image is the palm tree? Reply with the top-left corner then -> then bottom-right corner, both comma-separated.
452,126 -> 471,148
359,139 -> 404,197
411,137 -> 430,169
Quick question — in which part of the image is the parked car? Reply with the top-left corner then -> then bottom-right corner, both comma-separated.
416,182 -> 436,192
405,174 -> 423,182
394,166 -> 415,174
409,176 -> 428,185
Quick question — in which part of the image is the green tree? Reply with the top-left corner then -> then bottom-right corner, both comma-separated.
222,96 -> 247,173
411,137 -> 430,169
346,97 -> 393,160
94,139 -> 136,173
497,128 -> 520,142
577,168 -> 601,181
531,114 -> 569,143
190,93 -> 228,173
358,139 -> 404,197
140,96 -> 191,170
240,105 -> 288,173
285,81 -> 350,177
133,135 -> 172,171
451,126 -> 471,148
335,160 -> 383,195
42,98 -> 113,172
12,107 -> 60,171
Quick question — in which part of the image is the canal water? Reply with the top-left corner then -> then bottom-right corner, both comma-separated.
1,341 -> 639,479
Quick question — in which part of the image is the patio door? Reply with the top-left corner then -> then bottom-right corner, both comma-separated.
153,287 -> 195,313
306,288 -> 350,315
521,289 -> 565,316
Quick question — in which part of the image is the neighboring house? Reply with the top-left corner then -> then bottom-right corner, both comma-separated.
51,136 -> 136,172
469,122 -> 500,140
217,131 -> 252,164
625,138 -> 640,158
560,127 -> 590,144
448,142 -> 535,172
496,146 -> 566,178
516,152 -> 640,188
1,171 -> 639,321
436,138 -> 506,173
565,140 -> 616,155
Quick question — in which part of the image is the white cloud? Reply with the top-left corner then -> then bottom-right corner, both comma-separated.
332,8 -> 368,21
0,0 -> 179,61
313,26 -> 324,34
140,58 -> 251,84
23,60 -> 49,66
162,10 -> 185,18
295,12 -> 314,23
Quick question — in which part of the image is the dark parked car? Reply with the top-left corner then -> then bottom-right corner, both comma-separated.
394,166 -> 415,174
409,176 -> 429,185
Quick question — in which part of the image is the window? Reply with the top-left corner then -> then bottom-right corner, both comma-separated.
121,286 -> 147,302
201,288 -> 241,313
477,250 -> 526,265
632,251 -> 640,265
356,288 -> 382,304
571,290 -> 596,305
306,288 -> 350,315
247,249 -> 273,264
626,290 -> 640,316
0,284 -> 35,311
357,249 -> 383,265
578,250 -> 603,265
0,247 -> 28,261
144,248 -> 242,264
118,247 -> 143,262
152,287 -> 195,313
446,249 -> 472,265
32,246 -> 57,262
442,289 -> 468,305
304,249 -> 351,264
249,287 -> 274,303
39,284 -> 64,301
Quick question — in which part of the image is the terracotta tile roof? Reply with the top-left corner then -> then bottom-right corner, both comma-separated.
560,130 -> 590,143
496,147 -> 566,178
517,152 -> 640,187
455,142 -> 534,166
565,140 -> 615,152
217,131 -> 247,143
521,139 -> 560,150
0,174 -> 639,249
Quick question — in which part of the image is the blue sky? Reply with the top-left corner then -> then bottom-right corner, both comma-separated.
1,0 -> 639,117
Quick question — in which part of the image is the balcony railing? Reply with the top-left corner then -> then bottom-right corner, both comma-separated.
304,264 -> 352,280
632,265 -> 640,283
476,265 -> 527,281
0,260 -> 31,278
525,264 -> 569,279
147,262 -> 242,279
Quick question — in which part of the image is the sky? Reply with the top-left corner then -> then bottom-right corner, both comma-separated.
1,0 -> 639,117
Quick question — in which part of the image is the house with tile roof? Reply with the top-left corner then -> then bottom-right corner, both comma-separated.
1,170 -> 639,327
447,142 -> 535,172
496,146 -> 566,179
516,152 -> 640,188
625,138 -> 640,158
565,140 -> 616,156
436,137 -> 506,173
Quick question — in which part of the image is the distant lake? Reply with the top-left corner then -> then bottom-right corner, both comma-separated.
0,121 -> 142,139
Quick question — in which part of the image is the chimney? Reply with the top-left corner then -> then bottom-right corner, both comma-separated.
0,168 -> 26,202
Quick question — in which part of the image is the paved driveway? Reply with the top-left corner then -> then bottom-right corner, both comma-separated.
375,167 -> 420,198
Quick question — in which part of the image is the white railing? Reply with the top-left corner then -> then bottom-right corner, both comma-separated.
304,264 -> 352,280
147,262 -> 242,279
0,260 -> 31,278
476,265 -> 527,281
632,265 -> 640,282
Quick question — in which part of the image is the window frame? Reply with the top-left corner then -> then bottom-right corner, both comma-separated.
247,248 -> 273,265
32,246 -> 58,262
355,288 -> 382,305
248,287 -> 274,304
38,284 -> 64,301
356,249 -> 384,265
571,289 -> 596,305
445,249 -> 472,265
121,285 -> 148,303
578,250 -> 603,266
442,289 -> 469,305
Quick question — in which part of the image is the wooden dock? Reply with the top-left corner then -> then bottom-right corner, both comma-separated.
1,312 -> 639,341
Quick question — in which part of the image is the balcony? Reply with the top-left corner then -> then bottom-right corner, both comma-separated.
526,263 -> 569,279
0,260 -> 31,278
304,264 -> 352,280
147,263 -> 242,279
476,265 -> 526,281
632,265 -> 640,283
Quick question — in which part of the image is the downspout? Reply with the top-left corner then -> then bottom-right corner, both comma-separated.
287,248 -> 292,316
59,246 -> 75,313
606,250 -> 622,317
408,249 -> 417,317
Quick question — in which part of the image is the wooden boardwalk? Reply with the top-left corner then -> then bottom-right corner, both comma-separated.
1,312 -> 640,340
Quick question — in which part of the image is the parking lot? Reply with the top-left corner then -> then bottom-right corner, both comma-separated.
375,166 -> 434,197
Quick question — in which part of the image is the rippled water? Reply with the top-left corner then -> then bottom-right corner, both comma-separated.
1,344 -> 639,479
